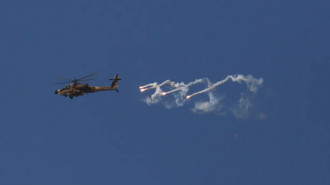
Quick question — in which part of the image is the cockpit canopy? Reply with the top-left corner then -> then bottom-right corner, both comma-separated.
62,85 -> 70,90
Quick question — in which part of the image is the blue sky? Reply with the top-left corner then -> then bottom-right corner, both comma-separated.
1,0 -> 330,184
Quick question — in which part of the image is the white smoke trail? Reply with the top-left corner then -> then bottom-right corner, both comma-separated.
232,94 -> 253,118
192,92 -> 223,114
140,74 -> 263,116
141,79 -> 203,106
139,80 -> 174,92
145,86 -> 164,105
162,78 -> 205,95
187,75 -> 263,98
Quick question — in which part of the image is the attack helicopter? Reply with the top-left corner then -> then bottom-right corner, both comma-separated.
54,72 -> 121,99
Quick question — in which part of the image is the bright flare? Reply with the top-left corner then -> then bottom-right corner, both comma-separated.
161,92 -> 167,96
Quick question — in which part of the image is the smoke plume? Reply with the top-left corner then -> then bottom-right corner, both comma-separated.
139,74 -> 263,117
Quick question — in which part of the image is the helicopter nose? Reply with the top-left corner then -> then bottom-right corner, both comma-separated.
54,90 -> 58,94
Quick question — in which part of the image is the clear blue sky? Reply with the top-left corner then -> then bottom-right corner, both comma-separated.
1,0 -> 330,185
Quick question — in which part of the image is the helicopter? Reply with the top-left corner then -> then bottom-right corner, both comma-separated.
54,72 -> 121,99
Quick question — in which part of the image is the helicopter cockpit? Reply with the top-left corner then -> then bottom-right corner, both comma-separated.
61,85 -> 71,90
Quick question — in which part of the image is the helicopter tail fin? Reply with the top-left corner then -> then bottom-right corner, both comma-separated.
109,74 -> 121,90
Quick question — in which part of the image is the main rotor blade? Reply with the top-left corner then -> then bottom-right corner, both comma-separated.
78,79 -> 94,82
56,77 -> 71,81
54,81 -> 71,85
79,72 -> 99,80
